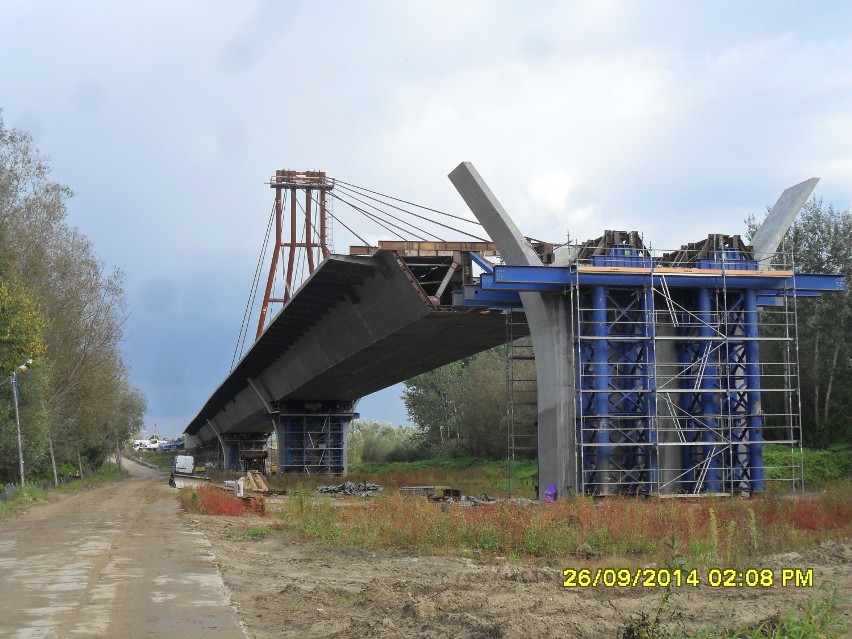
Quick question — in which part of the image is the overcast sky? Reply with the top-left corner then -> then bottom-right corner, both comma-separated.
1,1 -> 850,436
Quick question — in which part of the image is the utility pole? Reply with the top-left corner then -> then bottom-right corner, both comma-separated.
12,371 -> 24,487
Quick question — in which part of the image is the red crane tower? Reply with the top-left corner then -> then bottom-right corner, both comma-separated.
256,170 -> 334,339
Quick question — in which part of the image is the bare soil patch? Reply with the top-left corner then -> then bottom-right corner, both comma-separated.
188,513 -> 851,639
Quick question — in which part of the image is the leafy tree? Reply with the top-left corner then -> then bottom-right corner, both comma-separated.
402,358 -> 467,454
0,280 -> 47,482
0,112 -> 146,482
747,198 -> 852,447
403,348 -> 508,459
0,279 -> 45,371
346,420 -> 421,465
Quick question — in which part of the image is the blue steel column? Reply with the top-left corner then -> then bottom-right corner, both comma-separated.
283,416 -> 295,470
644,285 -> 658,492
744,288 -> 764,491
697,288 -> 721,492
592,285 -> 611,493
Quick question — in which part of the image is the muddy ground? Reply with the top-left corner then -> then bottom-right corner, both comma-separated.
191,510 -> 851,639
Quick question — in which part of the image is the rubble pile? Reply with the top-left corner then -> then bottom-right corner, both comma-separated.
315,481 -> 381,497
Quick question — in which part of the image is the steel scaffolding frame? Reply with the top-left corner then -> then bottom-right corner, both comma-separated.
278,402 -> 352,476
567,239 -> 803,495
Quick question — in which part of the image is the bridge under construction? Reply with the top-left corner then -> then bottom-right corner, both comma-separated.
184,165 -> 843,498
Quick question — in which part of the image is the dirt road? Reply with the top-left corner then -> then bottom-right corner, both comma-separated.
0,459 -> 246,639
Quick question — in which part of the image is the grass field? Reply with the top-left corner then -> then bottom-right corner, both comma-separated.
271,482 -> 850,565
180,454 -> 851,566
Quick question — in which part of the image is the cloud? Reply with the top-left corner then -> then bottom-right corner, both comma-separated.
2,1 -> 851,432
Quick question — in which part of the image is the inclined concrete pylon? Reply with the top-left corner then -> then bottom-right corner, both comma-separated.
751,178 -> 819,267
449,162 -> 576,499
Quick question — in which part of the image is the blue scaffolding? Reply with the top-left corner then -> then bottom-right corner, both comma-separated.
276,402 -> 354,476
460,231 -> 844,495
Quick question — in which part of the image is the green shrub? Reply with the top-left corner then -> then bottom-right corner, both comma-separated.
763,444 -> 851,487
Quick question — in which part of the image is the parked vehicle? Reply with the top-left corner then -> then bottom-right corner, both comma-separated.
158,439 -> 184,452
168,455 -> 210,489
133,438 -> 160,451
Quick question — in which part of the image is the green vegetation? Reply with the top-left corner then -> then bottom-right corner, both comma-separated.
0,114 -> 146,486
132,450 -> 178,472
403,347 -> 511,458
764,444 -> 852,487
0,486 -> 42,517
706,581 -> 847,638
623,579 -> 846,639
346,420 -> 421,464
243,523 -> 274,538
271,474 -> 850,563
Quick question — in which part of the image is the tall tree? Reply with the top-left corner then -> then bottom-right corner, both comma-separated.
748,198 -> 852,447
403,348 -> 508,459
0,112 -> 146,483
0,280 -> 47,482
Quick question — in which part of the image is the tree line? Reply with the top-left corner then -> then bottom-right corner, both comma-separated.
0,114 -> 146,486
748,198 -> 852,448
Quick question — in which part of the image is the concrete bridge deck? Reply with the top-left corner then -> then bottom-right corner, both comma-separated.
185,250 -> 517,446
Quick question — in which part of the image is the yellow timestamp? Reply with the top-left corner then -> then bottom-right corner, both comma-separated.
562,567 -> 814,589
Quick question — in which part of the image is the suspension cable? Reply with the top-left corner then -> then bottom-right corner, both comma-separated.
335,182 -> 489,242
329,192 -> 433,242
326,208 -> 373,247
231,198 -> 277,369
331,189 -> 448,242
335,179 -> 483,225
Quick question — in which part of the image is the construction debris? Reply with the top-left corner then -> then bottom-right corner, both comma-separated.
400,485 -> 538,508
244,470 -> 269,492
399,485 -> 460,501
315,481 -> 381,496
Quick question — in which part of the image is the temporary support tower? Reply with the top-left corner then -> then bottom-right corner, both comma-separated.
451,162 -> 842,498
274,401 -> 353,476
569,232 -> 795,495
257,170 -> 334,339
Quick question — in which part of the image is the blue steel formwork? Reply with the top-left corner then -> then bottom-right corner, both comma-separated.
572,238 -> 798,495
278,402 -> 354,476
461,232 -> 844,495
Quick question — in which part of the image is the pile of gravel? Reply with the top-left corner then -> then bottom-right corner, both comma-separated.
315,481 -> 381,496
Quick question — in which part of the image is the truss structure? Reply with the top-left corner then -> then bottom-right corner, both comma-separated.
567,235 -> 803,495
277,402 -> 353,476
